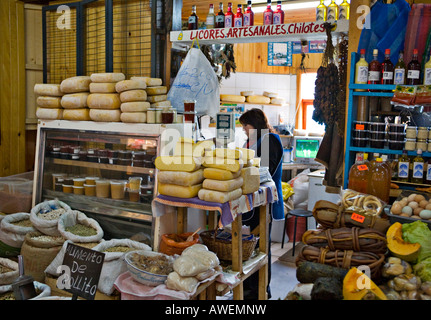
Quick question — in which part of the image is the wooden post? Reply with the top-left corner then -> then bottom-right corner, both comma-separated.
231,214 -> 243,300
258,204 -> 269,300
177,207 -> 187,233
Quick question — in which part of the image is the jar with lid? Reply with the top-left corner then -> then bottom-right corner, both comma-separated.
417,140 -> 428,152
406,126 -> 417,139
405,139 -> 416,151
147,108 -> 156,123
161,108 -> 174,124
155,107 -> 163,123
417,127 -> 428,140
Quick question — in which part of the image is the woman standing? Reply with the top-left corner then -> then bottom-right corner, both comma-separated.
239,108 -> 284,299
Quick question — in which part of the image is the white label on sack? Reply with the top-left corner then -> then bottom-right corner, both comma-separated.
394,69 -> 405,84
407,70 -> 420,79
356,66 -> 368,82
368,71 -> 380,81
382,71 -> 393,80
425,68 -> 431,85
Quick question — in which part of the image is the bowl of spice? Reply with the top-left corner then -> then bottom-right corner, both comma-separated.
124,250 -> 175,287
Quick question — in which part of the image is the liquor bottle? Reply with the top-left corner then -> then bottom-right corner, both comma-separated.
206,4 -> 215,29
425,157 -> 431,184
316,0 -> 327,21
348,152 -> 369,194
188,5 -> 199,30
215,2 -> 225,28
234,4 -> 243,27
244,0 -> 254,26
263,0 -> 273,25
424,51 -> 431,85
225,2 -> 234,28
407,49 -> 421,85
411,149 -> 425,184
338,0 -> 350,20
367,157 -> 391,203
368,49 -> 381,86
394,50 -> 406,85
381,49 -> 394,85
355,49 -> 368,88
397,150 -> 410,182
273,1 -> 284,25
327,0 -> 338,21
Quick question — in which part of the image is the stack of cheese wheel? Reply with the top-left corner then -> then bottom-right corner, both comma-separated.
235,147 -> 261,195
34,84 -> 64,120
130,77 -> 169,106
87,73 -> 125,122
115,78 -> 149,123
154,138 -> 214,198
60,76 -> 92,121
199,148 -> 245,203
263,91 -> 285,105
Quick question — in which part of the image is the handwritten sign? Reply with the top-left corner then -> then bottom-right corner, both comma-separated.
60,242 -> 105,300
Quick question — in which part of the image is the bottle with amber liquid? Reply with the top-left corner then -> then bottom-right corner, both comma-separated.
394,50 -> 406,85
407,49 -> 421,85
397,150 -> 410,182
206,4 -> 215,29
348,152 -> 369,194
411,149 -> 425,184
381,49 -> 394,85
368,49 -> 381,87
273,1 -> 284,25
188,5 -> 199,30
244,0 -> 254,26
215,2 -> 225,28
234,4 -> 243,27
316,0 -> 327,21
367,157 -> 391,203
263,0 -> 273,25
225,2 -> 234,28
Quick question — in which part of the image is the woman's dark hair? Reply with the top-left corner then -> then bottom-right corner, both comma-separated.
239,108 -> 275,138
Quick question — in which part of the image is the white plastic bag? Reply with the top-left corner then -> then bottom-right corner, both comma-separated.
167,47 -> 220,117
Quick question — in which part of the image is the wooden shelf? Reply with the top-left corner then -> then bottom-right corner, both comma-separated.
170,19 -> 349,45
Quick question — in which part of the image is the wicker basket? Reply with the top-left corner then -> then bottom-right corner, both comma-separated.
200,230 -> 258,261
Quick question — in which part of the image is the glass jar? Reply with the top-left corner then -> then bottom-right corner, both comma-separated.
405,139 -> 416,151
155,107 -> 163,123
406,126 -> 417,139
417,140 -> 428,151
417,127 -> 428,140
147,108 -> 156,124
161,110 -> 174,123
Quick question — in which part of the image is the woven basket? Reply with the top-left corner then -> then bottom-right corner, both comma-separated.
200,230 -> 258,261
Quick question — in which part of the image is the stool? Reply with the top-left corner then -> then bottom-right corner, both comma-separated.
282,209 -> 313,256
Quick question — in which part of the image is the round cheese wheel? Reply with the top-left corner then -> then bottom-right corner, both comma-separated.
240,91 -> 254,97
131,76 -> 162,87
263,91 -> 278,98
120,101 -> 150,112
270,97 -> 286,105
220,94 -> 246,103
63,108 -> 91,121
147,94 -> 167,103
36,107 -> 63,120
60,76 -> 91,93
90,73 -> 125,83
119,90 -> 147,103
146,86 -> 167,95
34,84 -> 63,97
120,112 -> 147,123
89,109 -> 121,122
61,93 -> 89,108
115,79 -> 147,93
89,82 -> 117,93
150,100 -> 171,108
246,95 -> 271,104
36,96 -> 62,108
87,93 -> 121,109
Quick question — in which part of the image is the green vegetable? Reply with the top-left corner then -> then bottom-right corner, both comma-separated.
414,257 -> 431,282
402,221 -> 431,262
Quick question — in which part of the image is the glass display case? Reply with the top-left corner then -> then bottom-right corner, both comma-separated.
33,120 -> 195,242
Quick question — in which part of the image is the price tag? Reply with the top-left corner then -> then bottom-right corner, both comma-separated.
351,212 -> 365,223
355,124 -> 365,130
357,164 -> 368,171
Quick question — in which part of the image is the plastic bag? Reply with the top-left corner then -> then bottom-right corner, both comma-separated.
341,189 -> 386,217
30,200 -> 71,236
167,47 -> 220,117
281,181 -> 294,201
173,244 -> 219,277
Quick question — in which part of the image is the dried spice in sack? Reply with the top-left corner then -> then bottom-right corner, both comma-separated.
11,219 -> 32,227
103,246 -> 136,253
65,223 -> 97,237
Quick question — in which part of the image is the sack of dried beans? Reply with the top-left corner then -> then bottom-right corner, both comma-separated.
0,212 -> 35,257
30,200 -> 71,236
58,210 -> 103,243
0,258 -> 18,285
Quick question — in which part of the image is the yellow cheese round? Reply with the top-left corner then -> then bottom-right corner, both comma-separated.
241,166 -> 260,195
115,79 -> 147,93
198,188 -> 242,203
120,101 -> 150,112
90,72 -> 125,83
63,108 -> 91,121
155,156 -> 201,172
158,183 -> 202,198
120,112 -> 147,123
246,95 -> 271,104
146,86 -> 167,96
131,76 -> 162,87
89,109 -> 121,122
203,168 -> 241,180
157,169 -> 204,186
240,91 -> 254,96
87,93 -> 121,109
60,76 -> 91,93
61,93 -> 89,109
220,94 -> 246,103
147,94 -> 167,103
36,107 -> 63,120
150,100 -> 171,108
202,177 -> 243,192
36,96 -> 62,108
34,84 -> 63,97
89,82 -> 117,93
119,90 -> 147,103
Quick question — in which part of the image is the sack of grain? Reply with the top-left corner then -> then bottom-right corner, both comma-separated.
0,212 -> 35,257
0,258 -> 19,285
20,231 -> 65,282
58,210 -> 103,243
30,200 -> 71,236
92,239 -> 152,295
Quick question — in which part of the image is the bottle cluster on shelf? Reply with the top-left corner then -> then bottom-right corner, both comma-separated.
316,0 -> 350,22
395,149 -> 431,184
355,47 -> 431,86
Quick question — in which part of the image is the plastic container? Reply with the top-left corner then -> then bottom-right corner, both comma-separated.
73,178 -> 85,187
73,186 -> 84,195
0,171 -> 34,214
62,185 -> 73,193
99,157 -> 109,164
118,159 -> 132,166
369,122 -> 385,131
110,180 -> 126,199
353,130 -> 368,139
107,150 -> 118,158
161,110 -> 174,124
95,180 -> 110,198
87,155 -> 98,163
370,139 -> 385,148
388,123 -> 405,133
129,177 -> 142,191
109,157 -> 118,165
353,137 -> 367,147
388,132 -> 405,141
184,111 -> 196,123
183,100 -> 196,112
85,177 -> 99,185
84,184 -> 96,196
118,150 -> 133,159
388,140 -> 404,150
128,188 -> 140,202
369,131 -> 385,140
